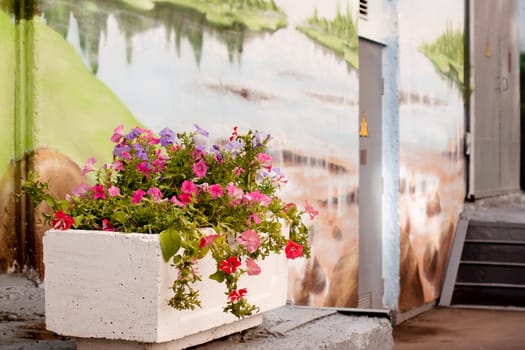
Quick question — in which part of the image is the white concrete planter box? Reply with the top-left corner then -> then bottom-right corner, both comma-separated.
43,229 -> 287,347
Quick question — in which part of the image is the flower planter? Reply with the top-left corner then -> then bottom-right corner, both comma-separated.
43,229 -> 287,347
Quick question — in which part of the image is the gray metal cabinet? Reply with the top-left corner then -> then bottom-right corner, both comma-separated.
469,0 -> 520,198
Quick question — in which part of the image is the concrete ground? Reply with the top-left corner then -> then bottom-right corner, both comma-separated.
394,306 -> 525,350
0,273 -> 393,349
3,192 -> 525,349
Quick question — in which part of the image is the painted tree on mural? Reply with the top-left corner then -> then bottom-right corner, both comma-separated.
296,3 -> 358,70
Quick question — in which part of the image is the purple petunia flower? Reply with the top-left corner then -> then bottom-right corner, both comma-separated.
159,127 -> 175,147
252,131 -> 272,147
224,140 -> 244,157
113,144 -> 130,157
193,123 -> 209,137
125,128 -> 142,140
133,143 -> 148,160
210,145 -> 223,160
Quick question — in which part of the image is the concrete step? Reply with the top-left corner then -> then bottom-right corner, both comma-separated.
451,283 -> 525,308
461,241 -> 525,263
440,214 -> 525,308
457,261 -> 525,285
466,221 -> 525,242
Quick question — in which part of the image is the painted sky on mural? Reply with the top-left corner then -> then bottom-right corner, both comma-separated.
399,0 -> 464,153
61,0 -> 357,163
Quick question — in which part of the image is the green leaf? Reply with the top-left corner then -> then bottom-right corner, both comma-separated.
209,271 -> 226,283
112,211 -> 128,224
160,228 -> 181,262
74,215 -> 83,226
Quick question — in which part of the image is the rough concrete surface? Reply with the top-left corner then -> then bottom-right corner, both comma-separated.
0,273 -> 393,349
193,306 -> 393,349
0,273 -> 75,349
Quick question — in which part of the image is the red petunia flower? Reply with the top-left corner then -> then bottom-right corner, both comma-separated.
228,288 -> 247,303
220,256 -> 241,274
285,240 -> 303,259
51,210 -> 74,230
102,218 -> 117,232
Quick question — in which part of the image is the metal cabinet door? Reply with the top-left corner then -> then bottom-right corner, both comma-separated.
469,0 -> 520,198
358,38 -> 383,309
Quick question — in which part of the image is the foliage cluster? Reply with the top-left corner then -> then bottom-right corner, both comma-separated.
23,124 -> 316,318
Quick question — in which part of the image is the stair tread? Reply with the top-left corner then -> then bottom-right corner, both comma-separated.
469,219 -> 525,228
464,239 -> 525,245
460,260 -> 525,267
456,282 -> 525,289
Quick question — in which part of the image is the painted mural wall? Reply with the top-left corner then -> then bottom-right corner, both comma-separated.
0,1 -> 15,272
0,0 -> 360,308
519,0 -> 525,190
398,0 -> 465,311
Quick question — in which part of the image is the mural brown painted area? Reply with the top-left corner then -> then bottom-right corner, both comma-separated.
398,150 -> 464,311
282,150 -> 358,307
0,149 -> 83,277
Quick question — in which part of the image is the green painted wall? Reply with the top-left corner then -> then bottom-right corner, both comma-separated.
31,17 -> 138,167
0,9 -> 14,177
0,8 -> 16,272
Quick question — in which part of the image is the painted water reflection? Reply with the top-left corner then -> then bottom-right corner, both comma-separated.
398,0 -> 465,310
38,0 -> 360,307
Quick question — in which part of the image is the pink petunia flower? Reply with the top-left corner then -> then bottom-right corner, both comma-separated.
181,180 -> 198,195
226,183 -> 243,199
199,234 -> 219,248
256,153 -> 272,170
81,157 -> 97,176
233,166 -> 245,176
209,184 -> 223,199
199,183 -> 209,193
152,150 -> 168,173
132,189 -> 146,204
192,159 -> 208,178
120,151 -> 132,160
111,124 -> 125,143
137,161 -> 151,175
71,183 -> 90,197
305,200 -> 319,220
147,187 -> 163,202
236,230 -> 261,253
170,195 -> 184,206
108,186 -> 120,197
112,160 -> 125,171
247,213 -> 261,226
246,190 -> 270,206
246,258 -> 261,276
92,185 -> 106,200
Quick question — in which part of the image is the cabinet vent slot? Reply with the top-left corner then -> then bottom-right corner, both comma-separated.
359,0 -> 369,19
